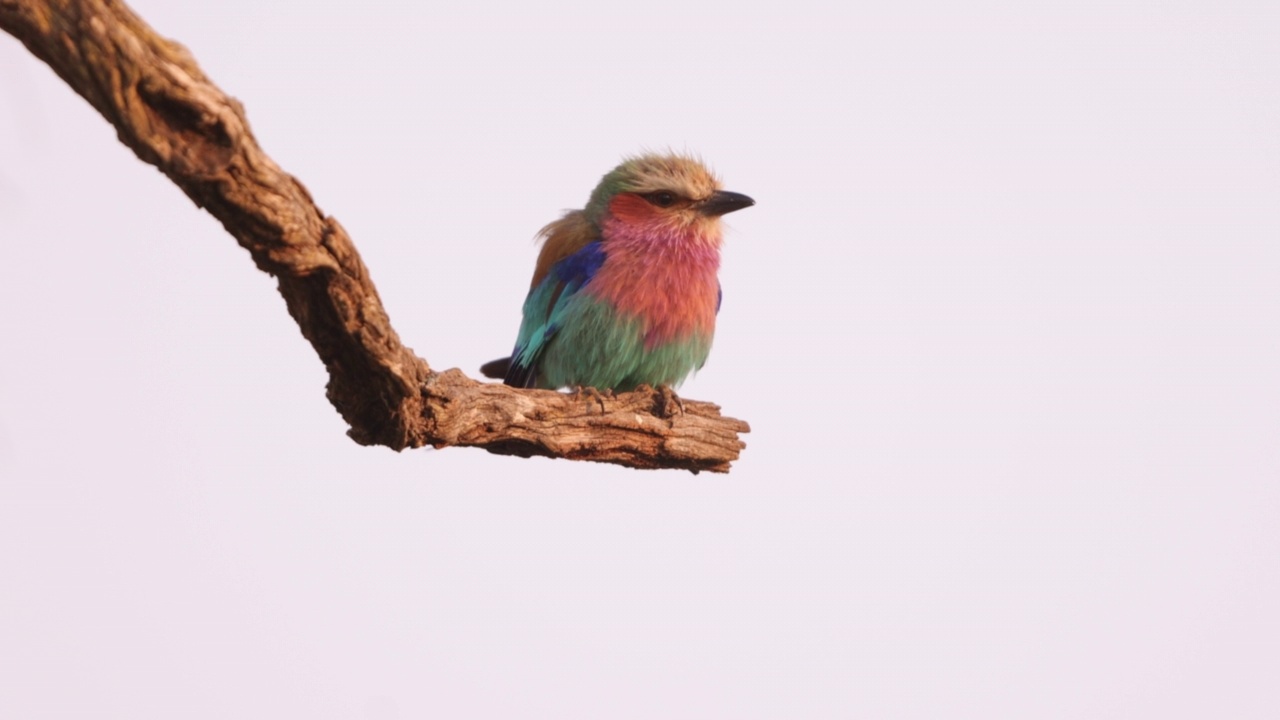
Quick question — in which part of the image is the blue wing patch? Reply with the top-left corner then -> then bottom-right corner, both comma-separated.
504,241 -> 606,388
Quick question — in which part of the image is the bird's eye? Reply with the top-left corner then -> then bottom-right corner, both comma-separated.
646,191 -> 677,208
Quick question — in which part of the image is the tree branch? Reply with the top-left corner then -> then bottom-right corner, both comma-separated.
1,0 -> 750,472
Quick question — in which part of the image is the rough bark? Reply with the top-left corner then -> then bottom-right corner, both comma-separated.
0,0 -> 750,472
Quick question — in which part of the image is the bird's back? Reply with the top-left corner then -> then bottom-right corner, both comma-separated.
530,211 -> 596,289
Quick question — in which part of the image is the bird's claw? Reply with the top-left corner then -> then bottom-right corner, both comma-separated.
656,385 -> 685,419
572,385 -> 610,413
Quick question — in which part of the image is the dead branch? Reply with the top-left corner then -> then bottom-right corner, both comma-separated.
0,0 -> 750,472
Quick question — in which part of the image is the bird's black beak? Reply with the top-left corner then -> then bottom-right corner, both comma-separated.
699,190 -> 755,217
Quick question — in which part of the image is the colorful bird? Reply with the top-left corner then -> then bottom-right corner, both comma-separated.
480,152 -> 753,392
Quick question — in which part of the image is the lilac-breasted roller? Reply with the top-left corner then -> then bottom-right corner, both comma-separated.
480,153 -> 753,391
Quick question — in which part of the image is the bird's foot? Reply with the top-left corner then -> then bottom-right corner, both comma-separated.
655,384 -> 685,419
572,385 -> 611,413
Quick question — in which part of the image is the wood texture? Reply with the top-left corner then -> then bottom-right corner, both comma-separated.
0,0 -> 750,472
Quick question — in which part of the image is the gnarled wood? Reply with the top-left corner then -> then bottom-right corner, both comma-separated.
0,0 -> 750,472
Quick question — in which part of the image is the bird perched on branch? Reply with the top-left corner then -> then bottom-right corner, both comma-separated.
480,153 -> 753,393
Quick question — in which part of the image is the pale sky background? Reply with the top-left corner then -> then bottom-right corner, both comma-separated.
2,1 -> 1278,717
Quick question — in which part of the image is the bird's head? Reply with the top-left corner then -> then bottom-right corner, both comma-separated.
584,153 -> 754,239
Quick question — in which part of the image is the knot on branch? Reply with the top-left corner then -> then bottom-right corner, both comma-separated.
135,75 -> 236,177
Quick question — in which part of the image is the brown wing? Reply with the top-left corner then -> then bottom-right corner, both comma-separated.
530,210 -> 596,289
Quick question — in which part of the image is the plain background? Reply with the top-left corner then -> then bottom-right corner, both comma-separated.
2,1 -> 1278,717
